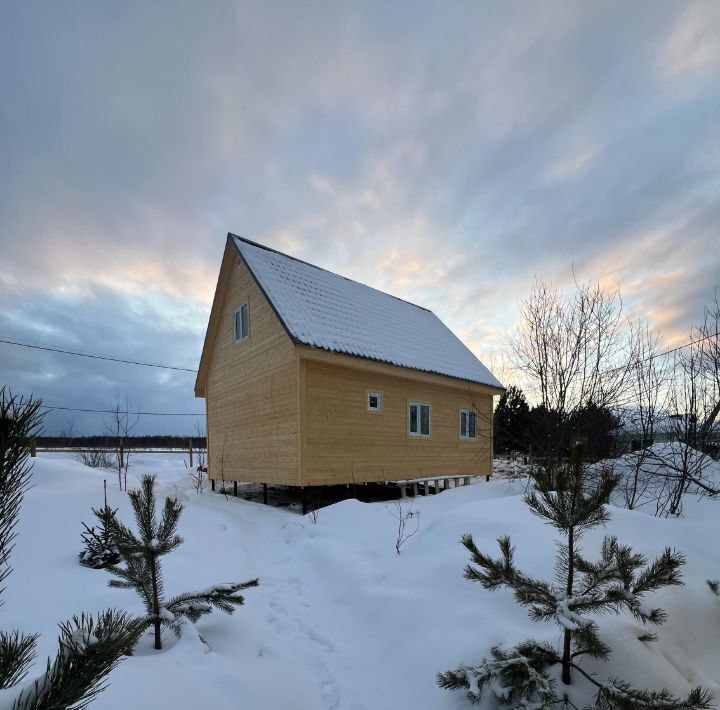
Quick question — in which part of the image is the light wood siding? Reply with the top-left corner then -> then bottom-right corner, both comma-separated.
300,357 -> 494,485
204,257 -> 299,485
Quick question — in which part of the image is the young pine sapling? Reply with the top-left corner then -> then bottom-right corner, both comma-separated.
106,474 -> 258,650
79,480 -> 121,569
438,444 -> 713,709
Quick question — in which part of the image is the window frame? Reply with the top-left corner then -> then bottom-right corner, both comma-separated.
459,408 -> 478,440
366,390 -> 383,413
233,302 -> 249,343
408,401 -> 431,438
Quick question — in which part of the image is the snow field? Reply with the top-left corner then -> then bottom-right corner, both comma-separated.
4,454 -> 720,709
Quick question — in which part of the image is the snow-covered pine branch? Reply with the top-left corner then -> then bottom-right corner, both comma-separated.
437,641 -> 558,708
0,631 -> 38,690
165,580 -> 260,628
0,609 -> 139,710
575,669 -> 714,710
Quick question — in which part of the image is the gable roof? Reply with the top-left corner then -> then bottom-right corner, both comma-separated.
231,234 -> 503,390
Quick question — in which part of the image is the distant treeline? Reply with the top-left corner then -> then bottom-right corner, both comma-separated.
37,435 -> 207,450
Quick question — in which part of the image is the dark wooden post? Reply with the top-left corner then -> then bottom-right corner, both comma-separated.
233,480 -> 238,497
263,483 -> 268,505
188,438 -> 193,468
211,478 -> 215,492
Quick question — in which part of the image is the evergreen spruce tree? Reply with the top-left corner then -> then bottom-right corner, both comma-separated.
494,385 -> 531,455
569,402 -> 618,460
0,387 -> 139,709
438,442 -> 713,709
106,474 -> 259,650
79,482 -> 120,569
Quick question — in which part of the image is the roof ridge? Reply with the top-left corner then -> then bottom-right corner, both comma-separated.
228,232 -> 434,314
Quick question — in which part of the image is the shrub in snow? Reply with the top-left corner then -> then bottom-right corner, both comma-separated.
73,449 -> 114,469
0,387 -> 139,709
708,579 -> 719,597
106,474 -> 259,650
438,444 -> 713,709
387,501 -> 420,555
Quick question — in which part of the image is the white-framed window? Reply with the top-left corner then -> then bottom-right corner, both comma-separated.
460,409 -> 477,439
234,303 -> 249,343
367,391 -> 383,413
408,401 -> 431,437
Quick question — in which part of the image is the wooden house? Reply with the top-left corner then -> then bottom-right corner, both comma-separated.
195,234 -> 503,495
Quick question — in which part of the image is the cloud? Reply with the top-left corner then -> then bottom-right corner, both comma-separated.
660,0 -> 720,78
543,141 -> 605,183
1,1 -> 719,431
0,281 -> 204,435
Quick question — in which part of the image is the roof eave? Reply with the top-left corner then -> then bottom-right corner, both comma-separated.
296,343 -> 505,392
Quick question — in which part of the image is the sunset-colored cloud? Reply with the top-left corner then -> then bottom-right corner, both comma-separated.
1,1 -> 718,433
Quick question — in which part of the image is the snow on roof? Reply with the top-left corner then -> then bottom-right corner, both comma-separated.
232,235 -> 503,389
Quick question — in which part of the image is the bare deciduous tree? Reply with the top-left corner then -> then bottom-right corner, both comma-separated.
648,346 -> 719,516
607,293 -> 720,517
209,434 -> 230,500
616,321 -> 671,509
104,392 -> 140,492
60,418 -> 76,449
509,278 -> 630,461
188,419 -> 207,494
697,290 -> 720,445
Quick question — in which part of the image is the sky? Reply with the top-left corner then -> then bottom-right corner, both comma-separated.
1,1 -> 719,435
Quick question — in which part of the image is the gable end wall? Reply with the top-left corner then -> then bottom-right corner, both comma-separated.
205,258 -> 299,485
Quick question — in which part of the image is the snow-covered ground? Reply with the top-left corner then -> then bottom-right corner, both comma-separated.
6,453 -> 720,709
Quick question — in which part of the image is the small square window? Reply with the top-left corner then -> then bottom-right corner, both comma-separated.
409,402 -> 431,437
460,409 -> 477,439
234,303 -> 249,342
367,391 -> 383,412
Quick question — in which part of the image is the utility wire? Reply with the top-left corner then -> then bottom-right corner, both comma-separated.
39,405 -> 205,417
601,330 -> 719,376
507,330 -> 719,377
7,327 -> 715,381
0,337 -> 198,373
